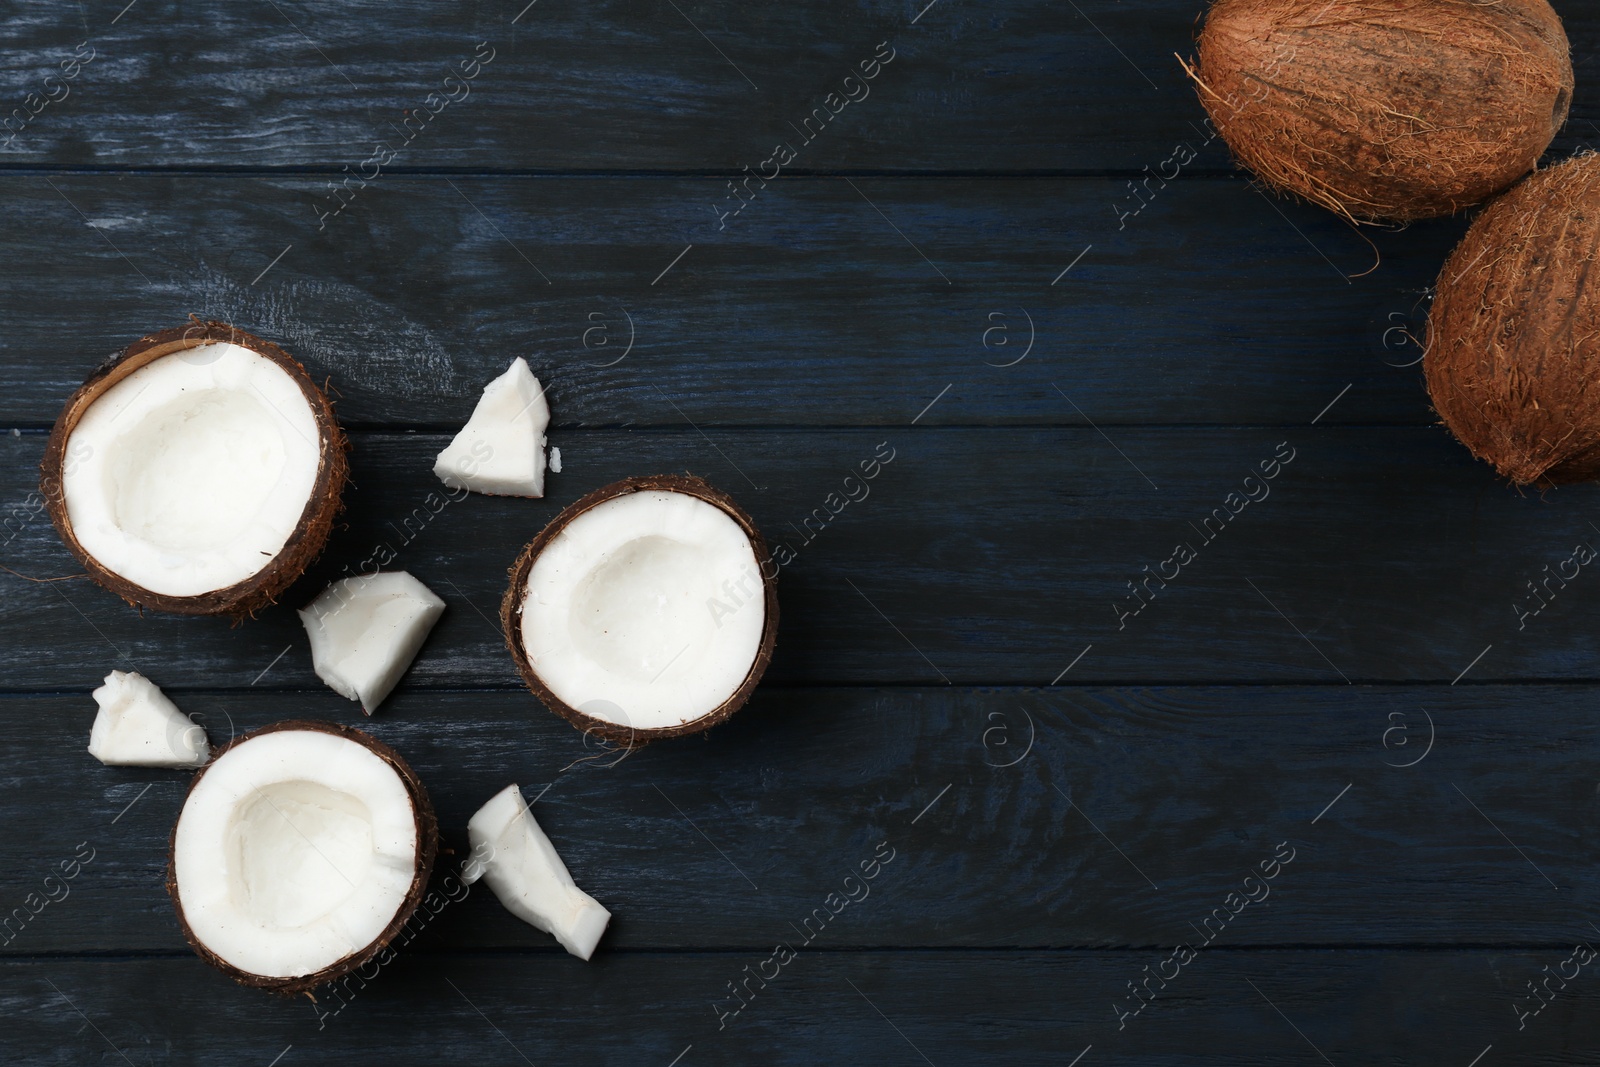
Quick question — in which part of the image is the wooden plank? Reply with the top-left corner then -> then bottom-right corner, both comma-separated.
2,427 -> 1598,688
0,1 -> 1593,174
0,174 -> 1461,429
1,685 -> 1595,955
3,949 -> 1597,1065
7,3 -> 1596,1062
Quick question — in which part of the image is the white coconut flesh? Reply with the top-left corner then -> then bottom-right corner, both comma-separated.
298,572 -> 446,714
434,357 -> 550,497
462,783 -> 610,960
172,729 -> 419,980
519,490 -> 765,731
61,342 -> 322,598
87,670 -> 208,768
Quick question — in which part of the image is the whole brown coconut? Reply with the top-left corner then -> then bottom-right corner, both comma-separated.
1188,0 -> 1572,223
1426,153 -> 1600,485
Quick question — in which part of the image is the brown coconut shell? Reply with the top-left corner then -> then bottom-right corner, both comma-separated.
165,719 -> 438,996
40,319 -> 349,617
1188,0 -> 1572,223
1426,153 -> 1600,486
501,474 -> 779,746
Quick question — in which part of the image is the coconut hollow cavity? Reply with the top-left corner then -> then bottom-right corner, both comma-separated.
166,720 -> 437,995
1187,0 -> 1572,223
501,475 -> 778,746
1426,153 -> 1600,486
41,321 -> 348,616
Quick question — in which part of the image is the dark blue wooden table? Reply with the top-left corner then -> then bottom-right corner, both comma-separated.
3,1 -> 1600,1063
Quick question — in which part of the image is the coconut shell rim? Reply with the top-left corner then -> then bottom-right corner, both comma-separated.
500,473 -> 780,747
39,319 -> 349,617
164,718 -> 439,996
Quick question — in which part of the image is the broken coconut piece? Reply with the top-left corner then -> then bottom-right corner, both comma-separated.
88,670 -> 209,768
298,572 -> 445,715
462,783 -> 610,960
502,475 -> 778,745
167,720 -> 437,994
433,357 -> 550,497
41,321 -> 348,616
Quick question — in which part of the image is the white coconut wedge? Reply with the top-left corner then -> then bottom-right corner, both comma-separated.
462,783 -> 610,960
41,321 -> 348,616
298,572 -> 446,715
88,670 -> 209,768
167,721 -> 437,994
501,475 -> 778,745
434,357 -> 550,497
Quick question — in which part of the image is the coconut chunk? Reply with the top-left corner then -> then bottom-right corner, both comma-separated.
167,721 -> 437,993
87,670 -> 209,767
299,572 -> 446,714
434,358 -> 550,498
462,783 -> 610,961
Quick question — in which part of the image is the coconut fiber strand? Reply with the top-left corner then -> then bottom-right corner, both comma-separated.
1192,0 -> 1572,222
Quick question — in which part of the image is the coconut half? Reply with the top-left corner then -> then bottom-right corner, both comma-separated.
501,475 -> 778,745
88,670 -> 209,768
434,357 -> 550,498
462,783 -> 610,960
41,320 -> 348,616
167,720 -> 437,994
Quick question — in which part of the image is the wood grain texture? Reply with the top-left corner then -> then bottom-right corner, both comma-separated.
3,2 -> 1599,1062
0,0 -> 1591,174
1,686 -> 1595,956
2,428 -> 1597,689
0,174 -> 1458,429
3,949 -> 1597,1066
